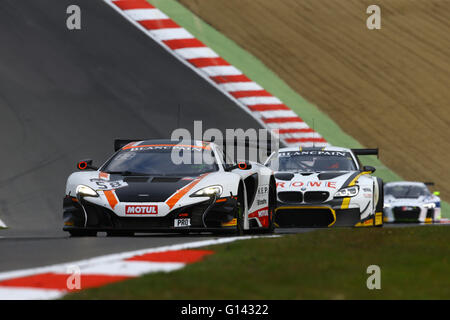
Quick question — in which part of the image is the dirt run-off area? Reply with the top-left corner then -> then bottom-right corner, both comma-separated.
178,0 -> 450,201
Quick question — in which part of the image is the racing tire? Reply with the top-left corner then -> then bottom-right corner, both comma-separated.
235,186 -> 245,236
68,230 -> 97,237
375,178 -> 384,227
262,178 -> 276,234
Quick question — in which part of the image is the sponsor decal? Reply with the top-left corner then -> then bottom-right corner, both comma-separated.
279,151 -> 348,157
123,145 -> 208,152
257,199 -> 267,206
276,182 -> 285,188
290,181 -> 337,189
257,185 -> 269,195
174,218 -> 191,227
257,209 -> 269,217
90,179 -> 128,191
125,205 -> 158,215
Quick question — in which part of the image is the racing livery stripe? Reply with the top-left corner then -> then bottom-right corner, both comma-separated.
105,0 -> 329,147
165,173 -> 210,209
104,190 -> 119,209
99,172 -> 110,180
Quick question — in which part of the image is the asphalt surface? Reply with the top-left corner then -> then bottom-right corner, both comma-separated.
0,0 -> 266,271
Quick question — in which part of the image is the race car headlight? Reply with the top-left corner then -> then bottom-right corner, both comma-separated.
76,185 -> 99,198
423,203 -> 436,209
334,186 -> 359,198
191,185 -> 223,198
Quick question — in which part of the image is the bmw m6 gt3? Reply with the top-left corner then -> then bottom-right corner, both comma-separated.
265,147 -> 383,228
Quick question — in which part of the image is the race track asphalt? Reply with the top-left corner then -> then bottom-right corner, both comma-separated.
0,0 -> 266,271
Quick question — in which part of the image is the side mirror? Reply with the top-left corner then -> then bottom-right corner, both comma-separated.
362,165 -> 376,173
77,159 -> 97,171
434,191 -> 440,196
225,161 -> 252,171
237,161 -> 252,170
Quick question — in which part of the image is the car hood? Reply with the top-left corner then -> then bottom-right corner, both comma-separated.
384,196 -> 432,206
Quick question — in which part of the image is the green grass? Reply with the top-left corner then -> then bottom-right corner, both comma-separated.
66,226 -> 450,299
145,0 -> 449,217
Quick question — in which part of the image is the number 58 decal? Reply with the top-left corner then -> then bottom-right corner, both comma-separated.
90,179 -> 128,191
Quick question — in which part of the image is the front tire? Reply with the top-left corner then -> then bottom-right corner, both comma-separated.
235,187 -> 245,236
263,178 -> 276,233
375,178 -> 384,227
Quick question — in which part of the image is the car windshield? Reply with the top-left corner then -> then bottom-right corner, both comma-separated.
384,185 -> 430,199
102,144 -> 219,176
269,150 -> 357,172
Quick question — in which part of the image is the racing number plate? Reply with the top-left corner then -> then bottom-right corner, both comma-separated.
174,218 -> 191,227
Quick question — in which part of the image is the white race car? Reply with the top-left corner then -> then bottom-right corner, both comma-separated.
265,146 -> 384,227
383,181 -> 441,223
63,139 -> 276,236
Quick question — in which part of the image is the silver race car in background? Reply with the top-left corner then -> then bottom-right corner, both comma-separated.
265,146 -> 384,228
63,139 -> 276,236
383,181 -> 441,223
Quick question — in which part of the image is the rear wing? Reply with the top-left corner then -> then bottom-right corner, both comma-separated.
114,139 -> 144,152
424,182 -> 435,186
351,148 -> 379,158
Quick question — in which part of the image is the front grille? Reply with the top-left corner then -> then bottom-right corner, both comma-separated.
278,191 -> 303,203
393,207 -> 420,221
304,191 -> 329,203
275,208 -> 335,227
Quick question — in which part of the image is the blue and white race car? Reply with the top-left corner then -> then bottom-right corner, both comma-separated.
383,181 -> 441,223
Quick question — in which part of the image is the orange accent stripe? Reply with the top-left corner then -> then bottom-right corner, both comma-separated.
99,172 -> 109,180
104,190 -> 119,209
165,173 -> 209,209
215,198 -> 227,203
123,144 -> 210,150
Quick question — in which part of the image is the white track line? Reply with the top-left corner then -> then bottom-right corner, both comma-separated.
0,235 -> 278,282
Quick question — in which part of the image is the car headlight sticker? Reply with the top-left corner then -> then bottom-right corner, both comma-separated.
76,185 -> 99,198
191,185 -> 223,198
334,186 -> 359,198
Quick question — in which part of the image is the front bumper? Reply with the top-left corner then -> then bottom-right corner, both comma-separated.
274,202 -> 362,227
384,206 -> 436,223
63,195 -> 238,232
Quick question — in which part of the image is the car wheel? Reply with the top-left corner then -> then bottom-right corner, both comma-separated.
263,178 -> 276,233
235,187 -> 245,236
375,178 -> 384,227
